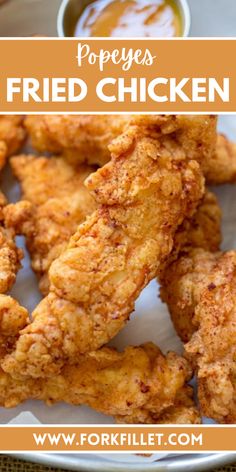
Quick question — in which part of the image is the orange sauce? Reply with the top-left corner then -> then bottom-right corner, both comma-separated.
74,0 -> 182,37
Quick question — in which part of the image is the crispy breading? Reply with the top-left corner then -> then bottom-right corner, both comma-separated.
5,169 -> 220,298
26,114 -> 236,186
204,133 -> 236,185
160,249 -> 236,423
159,190 -> 222,276
26,114 -> 220,172
37,344 -> 200,424
0,141 -> 7,171
161,249 -> 222,343
0,116 -> 26,156
5,155 -> 97,294
0,145 -> 23,294
0,295 -> 29,358
0,151 -> 25,354
2,115 -> 216,379
0,223 -> 22,294
0,340 -> 199,424
159,189 -> 222,340
25,115 -> 130,166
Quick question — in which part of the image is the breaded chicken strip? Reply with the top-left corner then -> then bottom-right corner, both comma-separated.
160,190 -> 221,275
204,133 -> 236,185
0,220 -> 22,295
5,155 -> 96,295
0,139 -> 25,360
161,248 -> 236,423
0,145 -> 23,293
0,116 -> 26,156
159,188 -> 222,339
0,295 -> 29,358
5,161 -> 219,297
0,141 -> 7,171
25,114 -> 218,172
160,189 -> 222,343
2,115 -> 216,379
0,216 -> 25,358
0,339 -> 199,424
5,189 -> 219,357
26,114 -> 236,185
25,115 -> 130,166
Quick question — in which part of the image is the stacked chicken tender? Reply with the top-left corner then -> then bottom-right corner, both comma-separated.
1,113 -> 236,425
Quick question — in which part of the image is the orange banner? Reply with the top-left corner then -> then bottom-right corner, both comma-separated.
0,38 -> 235,113
0,426 -> 235,452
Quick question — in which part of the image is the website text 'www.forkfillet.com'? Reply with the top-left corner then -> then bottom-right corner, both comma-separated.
32,431 -> 203,450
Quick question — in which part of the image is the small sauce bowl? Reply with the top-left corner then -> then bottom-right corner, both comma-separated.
57,0 -> 191,38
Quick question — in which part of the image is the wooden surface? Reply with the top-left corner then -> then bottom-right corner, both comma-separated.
0,455 -> 235,471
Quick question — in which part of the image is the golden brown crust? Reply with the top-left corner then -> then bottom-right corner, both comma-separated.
0,341 -> 199,424
0,141 -> 23,298
43,345 -> 200,424
26,114 -> 236,187
161,249 -> 222,342
2,115 -> 216,379
0,141 -> 7,171
6,155 -> 96,294
25,115 -> 131,166
204,133 -> 236,185
161,249 -> 236,423
0,295 -> 29,358
0,116 -> 26,157
0,145 -> 23,295
0,224 -> 23,294
25,114 -> 218,171
159,191 -> 222,277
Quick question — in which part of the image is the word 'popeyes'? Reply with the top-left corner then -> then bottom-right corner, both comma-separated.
76,44 -> 157,71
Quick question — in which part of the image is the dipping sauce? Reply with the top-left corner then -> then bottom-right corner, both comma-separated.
74,0 -> 182,37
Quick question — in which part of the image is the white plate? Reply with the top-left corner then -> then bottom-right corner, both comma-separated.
12,452 -> 236,471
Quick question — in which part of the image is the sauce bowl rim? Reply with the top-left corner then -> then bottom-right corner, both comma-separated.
57,0 -> 191,38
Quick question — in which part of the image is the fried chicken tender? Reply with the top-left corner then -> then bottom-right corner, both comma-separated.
0,221 -> 22,295
160,248 -> 236,423
26,114 -> 236,186
160,190 -> 222,275
0,145 -> 23,294
0,141 -> 7,171
0,339 -> 199,424
0,295 -> 29,358
2,115 -> 216,379
25,114 -> 216,170
0,271 -> 198,426
0,116 -> 26,156
204,133 -> 236,185
0,153 -> 26,356
5,155 -> 97,295
160,189 -> 222,343
158,189 -> 221,346
25,115 -> 130,166
5,160 -> 219,298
